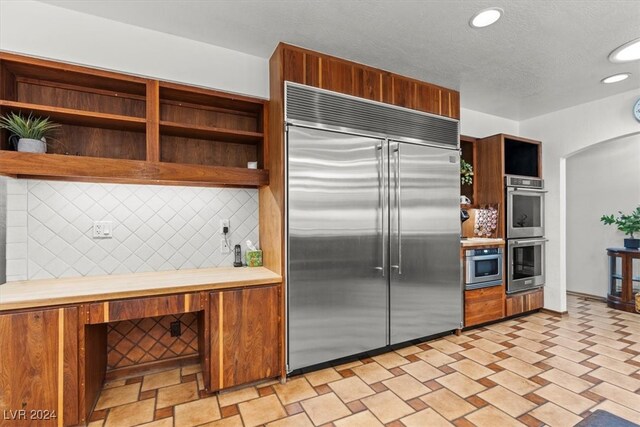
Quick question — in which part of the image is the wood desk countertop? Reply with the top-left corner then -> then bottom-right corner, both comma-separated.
0,267 -> 282,311
461,238 -> 505,248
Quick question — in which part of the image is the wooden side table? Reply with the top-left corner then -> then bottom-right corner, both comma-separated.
607,248 -> 640,313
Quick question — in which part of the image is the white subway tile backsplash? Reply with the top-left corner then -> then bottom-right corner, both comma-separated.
4,179 -> 259,281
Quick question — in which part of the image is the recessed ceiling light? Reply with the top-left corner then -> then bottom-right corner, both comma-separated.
601,73 -> 631,84
469,8 -> 503,28
609,37 -> 640,63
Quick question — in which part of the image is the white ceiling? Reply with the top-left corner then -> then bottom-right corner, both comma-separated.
40,0 -> 640,120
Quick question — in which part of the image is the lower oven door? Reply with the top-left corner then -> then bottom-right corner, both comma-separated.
507,238 -> 546,294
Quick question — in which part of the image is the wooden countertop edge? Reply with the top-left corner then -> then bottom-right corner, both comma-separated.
0,267 -> 282,312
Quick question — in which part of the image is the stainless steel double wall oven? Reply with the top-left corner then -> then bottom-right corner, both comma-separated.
505,176 -> 546,294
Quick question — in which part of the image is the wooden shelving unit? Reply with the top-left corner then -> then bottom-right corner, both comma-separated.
0,51 -> 268,187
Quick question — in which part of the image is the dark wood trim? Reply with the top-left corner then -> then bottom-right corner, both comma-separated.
146,80 -> 160,161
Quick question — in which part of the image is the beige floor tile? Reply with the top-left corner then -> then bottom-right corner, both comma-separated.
329,375 -> 375,402
486,323 -> 518,335
427,339 -> 465,354
591,382 -> 640,411
201,415 -> 244,427
415,349 -> 456,367
181,363 -> 202,376
435,372 -> 486,398
301,392 -> 351,425
174,396 -> 221,427
590,367 -> 640,392
535,384 -> 596,414
88,422 -> 103,427
104,398 -> 155,427
267,413 -> 314,427
587,355 -> 638,374
95,383 -> 141,410
478,385 -> 536,417
372,351 -> 409,369
544,355 -> 592,377
538,368 -> 592,393
334,410 -> 384,427
587,344 -> 633,361
420,388 -> 475,420
352,362 -> 393,384
529,402 -> 582,427
197,372 -> 204,391
547,335 -> 589,351
508,337 -> 548,353
449,359 -> 493,380
503,346 -> 547,364
585,327 -> 624,341
458,348 -> 501,365
382,374 -> 429,400
470,338 -> 507,354
304,367 -> 342,386
496,357 -> 543,378
273,377 -> 317,405
444,334 -> 473,344
395,345 -> 422,356
548,326 -> 589,341
400,360 -> 444,382
361,390 -> 414,423
141,368 -> 182,391
513,329 -> 550,342
217,384 -> 259,407
518,321 -> 551,333
592,400 -> 640,424
401,408 -> 452,427
334,360 -> 364,370
138,418 -> 174,427
488,370 -> 540,395
585,334 -> 630,350
103,379 -> 126,389
477,330 -> 511,343
156,381 -> 198,408
238,395 -> 286,427
585,320 -> 622,331
465,405 -> 525,427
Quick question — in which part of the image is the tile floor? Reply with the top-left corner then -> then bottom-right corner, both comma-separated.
88,295 -> 640,427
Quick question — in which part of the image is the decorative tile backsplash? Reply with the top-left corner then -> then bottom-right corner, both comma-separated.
5,179 -> 259,281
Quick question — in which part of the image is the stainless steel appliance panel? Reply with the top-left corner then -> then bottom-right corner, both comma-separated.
465,248 -> 503,288
287,125 -> 388,371
389,141 -> 462,344
506,187 -> 545,239
507,238 -> 546,293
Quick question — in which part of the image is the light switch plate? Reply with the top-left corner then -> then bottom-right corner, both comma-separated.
220,238 -> 230,254
93,221 -> 113,239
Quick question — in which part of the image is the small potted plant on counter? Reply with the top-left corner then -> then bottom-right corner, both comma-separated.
600,206 -> 640,249
460,159 -> 473,186
0,112 -> 60,153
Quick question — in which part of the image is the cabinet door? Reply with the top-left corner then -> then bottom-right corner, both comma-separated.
464,285 -> 505,327
0,307 -> 78,427
210,285 -> 280,391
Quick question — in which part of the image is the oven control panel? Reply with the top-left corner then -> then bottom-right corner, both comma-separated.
505,175 -> 544,189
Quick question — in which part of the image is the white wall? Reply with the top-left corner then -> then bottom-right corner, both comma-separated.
0,0 -> 269,98
520,88 -> 640,311
566,134 -> 640,297
460,108 -> 519,138
5,179 -> 258,282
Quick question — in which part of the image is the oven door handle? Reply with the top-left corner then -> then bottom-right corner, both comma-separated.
468,254 -> 502,262
508,187 -> 548,193
511,238 -> 548,245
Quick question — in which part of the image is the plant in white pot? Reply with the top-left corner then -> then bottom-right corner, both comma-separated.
0,112 -> 60,153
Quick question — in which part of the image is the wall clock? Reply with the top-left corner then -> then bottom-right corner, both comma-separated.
634,97 -> 640,122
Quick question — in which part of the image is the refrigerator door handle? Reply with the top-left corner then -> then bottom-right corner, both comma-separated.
376,142 -> 385,276
391,143 -> 402,275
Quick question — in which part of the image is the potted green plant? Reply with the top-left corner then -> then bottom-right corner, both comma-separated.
460,159 -> 473,186
600,206 -> 640,249
0,112 -> 60,153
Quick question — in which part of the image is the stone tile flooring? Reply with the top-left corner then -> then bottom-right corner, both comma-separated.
89,295 -> 640,426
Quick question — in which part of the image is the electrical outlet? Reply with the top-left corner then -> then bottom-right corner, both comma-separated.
220,238 -> 230,254
220,219 -> 230,234
170,321 -> 181,337
93,221 -> 113,239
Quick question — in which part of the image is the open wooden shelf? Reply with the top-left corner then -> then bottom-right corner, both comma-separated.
0,151 -> 269,187
159,120 -> 263,144
0,51 -> 269,187
0,100 -> 146,132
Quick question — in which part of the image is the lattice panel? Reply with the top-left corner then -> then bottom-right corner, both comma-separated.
107,313 -> 198,370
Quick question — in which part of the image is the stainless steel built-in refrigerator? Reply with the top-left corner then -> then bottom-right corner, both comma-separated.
285,83 -> 461,372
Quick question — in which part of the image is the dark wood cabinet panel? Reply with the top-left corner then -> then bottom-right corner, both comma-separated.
506,288 -> 544,317
353,67 -> 382,101
283,48 -> 305,84
321,57 -> 354,94
210,285 -> 280,391
414,83 -> 441,115
391,76 -> 414,109
304,53 -> 321,87
464,285 -> 505,327
0,307 -> 78,427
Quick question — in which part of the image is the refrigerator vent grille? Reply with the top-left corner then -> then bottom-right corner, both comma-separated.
285,83 -> 459,146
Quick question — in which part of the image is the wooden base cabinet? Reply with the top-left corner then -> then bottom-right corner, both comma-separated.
506,288 -> 544,316
0,307 -> 78,427
464,285 -> 505,327
209,285 -> 280,391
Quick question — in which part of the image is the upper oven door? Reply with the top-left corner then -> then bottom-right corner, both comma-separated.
507,187 -> 545,238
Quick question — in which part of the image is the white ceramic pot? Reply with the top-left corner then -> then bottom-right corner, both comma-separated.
17,138 -> 47,153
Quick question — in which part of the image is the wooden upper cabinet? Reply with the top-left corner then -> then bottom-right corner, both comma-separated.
276,43 -> 460,120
